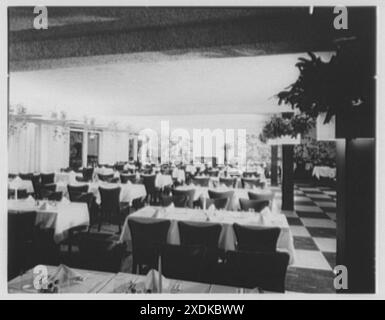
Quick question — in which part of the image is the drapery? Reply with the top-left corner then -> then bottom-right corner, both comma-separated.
8,122 -> 70,174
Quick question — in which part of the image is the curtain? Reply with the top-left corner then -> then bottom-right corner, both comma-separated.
8,122 -> 69,174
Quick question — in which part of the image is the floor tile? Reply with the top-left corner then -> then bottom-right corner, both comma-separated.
322,252 -> 337,270
314,201 -> 336,208
320,207 -> 336,213
292,250 -> 332,271
301,218 -> 336,228
313,237 -> 336,253
287,217 -> 303,226
307,227 -> 336,239
296,211 -> 330,219
293,236 -> 319,250
289,226 -> 311,237
281,210 -> 298,218
295,205 -> 323,213
326,212 -> 336,221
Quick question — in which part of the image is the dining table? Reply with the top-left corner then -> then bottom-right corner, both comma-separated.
8,198 -> 89,243
120,206 -> 295,265
8,177 -> 34,194
9,266 -> 263,294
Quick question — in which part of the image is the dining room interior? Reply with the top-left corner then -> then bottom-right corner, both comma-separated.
6,6 -> 376,294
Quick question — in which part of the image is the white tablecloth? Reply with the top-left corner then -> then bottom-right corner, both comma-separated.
155,174 -> 173,189
312,166 -> 336,179
120,206 -> 295,265
8,199 -> 89,243
8,178 -> 34,194
58,181 -> 147,205
55,171 -> 81,184
172,168 -> 186,182
175,185 -> 276,211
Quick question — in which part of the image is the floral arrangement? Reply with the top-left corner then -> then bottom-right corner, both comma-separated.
8,104 -> 28,136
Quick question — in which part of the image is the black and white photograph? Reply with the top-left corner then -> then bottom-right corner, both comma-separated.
2,1 -> 382,299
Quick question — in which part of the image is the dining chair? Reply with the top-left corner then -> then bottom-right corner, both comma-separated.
192,177 -> 210,187
171,189 -> 196,208
47,191 -> 63,201
98,173 -> 114,182
76,232 -> 126,273
238,198 -> 269,212
248,191 -> 274,201
39,183 -> 57,200
19,173 -> 34,181
8,211 -> 37,280
208,190 -> 234,210
142,175 -> 159,204
207,170 -> 219,177
127,218 -> 170,274
99,186 -> 129,233
241,178 -> 263,189
8,188 -> 28,199
219,177 -> 236,188
120,173 -> 136,184
41,173 -> 55,185
160,244 -> 207,283
160,194 -> 187,208
67,184 -> 89,201
178,221 -> 221,249
82,167 -> 94,182
199,197 -> 229,210
242,171 -> 260,178
8,173 -> 17,179
223,250 -> 290,292
233,223 -> 281,253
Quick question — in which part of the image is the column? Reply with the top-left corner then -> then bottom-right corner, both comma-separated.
271,145 -> 278,186
281,144 -> 294,211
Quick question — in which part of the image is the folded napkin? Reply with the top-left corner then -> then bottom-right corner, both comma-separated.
61,197 -> 70,204
144,269 -> 171,293
39,202 -> 48,210
260,207 -> 273,225
207,204 -> 216,212
13,176 -> 22,183
49,264 -> 84,286
25,195 -> 35,204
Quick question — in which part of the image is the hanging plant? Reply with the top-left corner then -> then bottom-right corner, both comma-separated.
276,39 -> 372,124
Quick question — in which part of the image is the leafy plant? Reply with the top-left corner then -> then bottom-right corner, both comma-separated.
277,40 -> 372,124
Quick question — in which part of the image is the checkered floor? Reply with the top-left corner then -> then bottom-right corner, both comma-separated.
270,183 -> 337,293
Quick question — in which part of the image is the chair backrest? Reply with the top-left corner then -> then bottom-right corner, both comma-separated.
8,188 -> 28,199
73,192 -> 97,225
41,173 -> 55,185
98,173 -> 114,182
99,187 -> 121,218
178,221 -> 221,249
77,233 -> 126,273
127,218 -> 170,270
142,175 -> 157,194
19,173 -> 34,181
242,171 -> 260,178
120,174 -> 136,184
160,194 -> 187,208
207,170 -> 219,177
239,198 -> 269,212
172,189 -> 196,208
200,197 -> 228,210
8,211 -> 37,278
68,184 -> 89,201
248,192 -> 274,202
192,177 -> 210,187
208,190 -> 234,209
233,223 -> 281,253
225,250 -> 289,292
82,167 -> 94,181
219,177 -> 236,188
161,244 -> 207,283
40,184 -> 57,199
241,178 -> 263,189
47,191 -> 63,201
